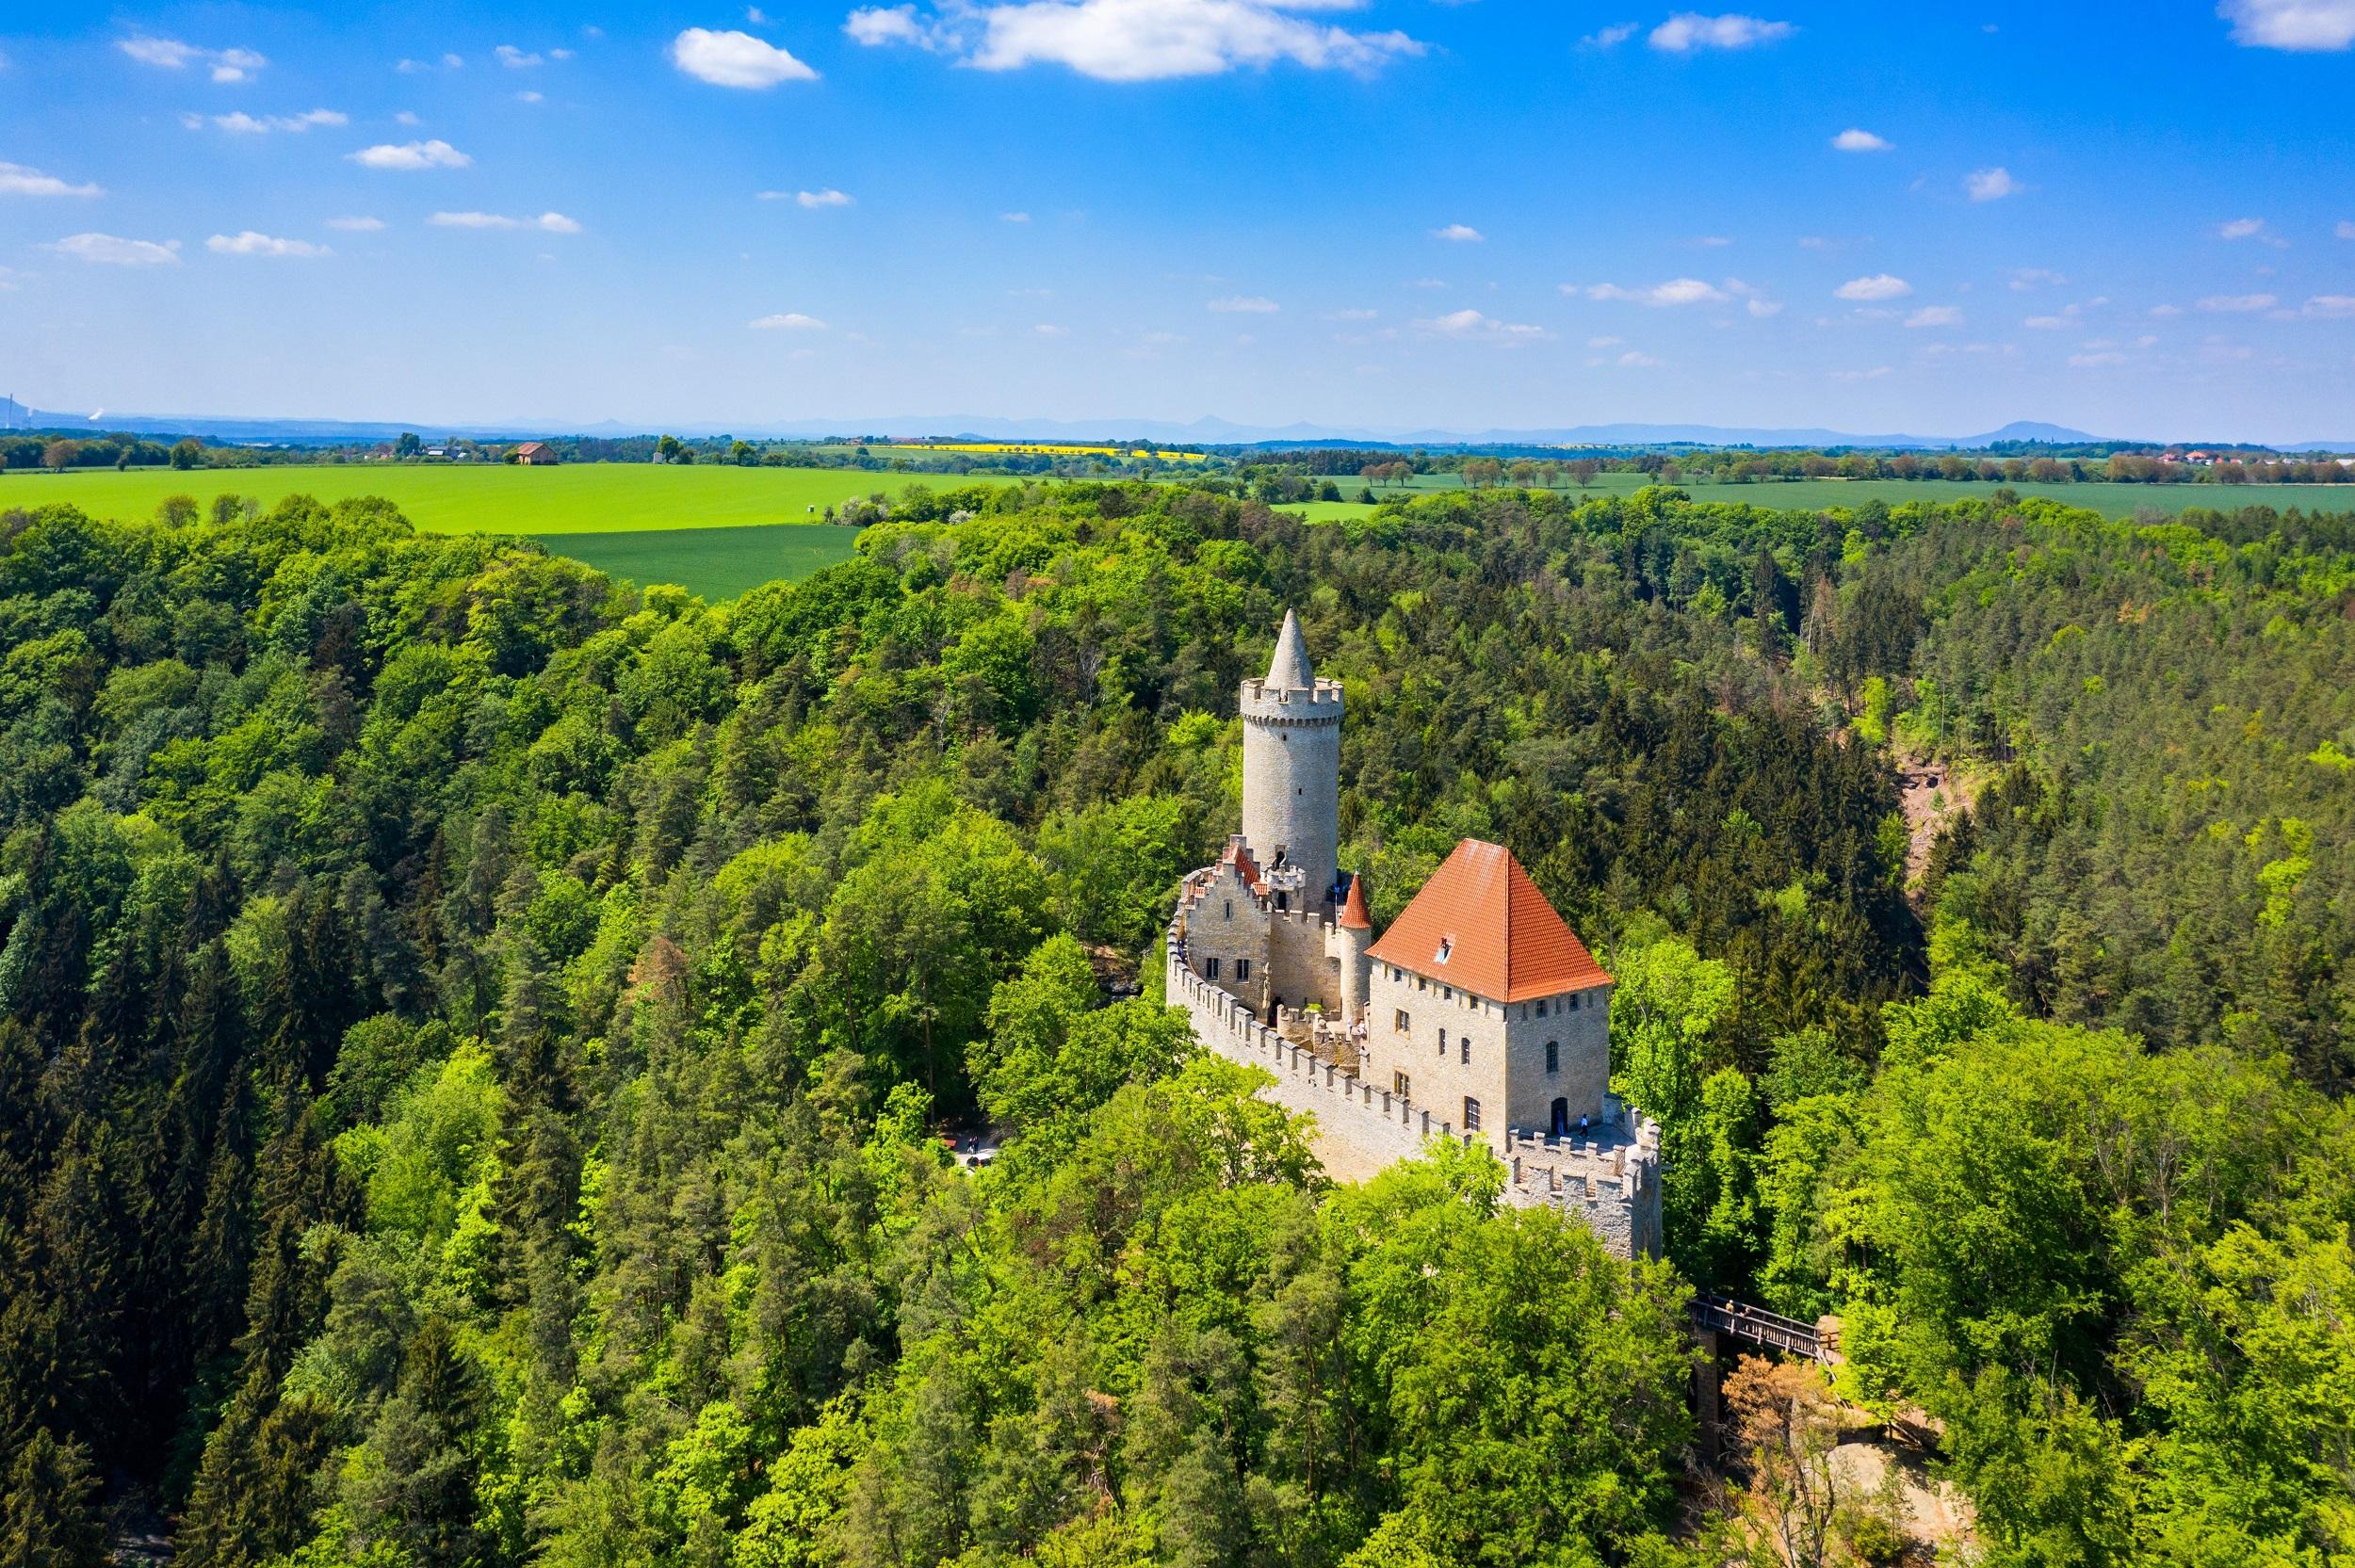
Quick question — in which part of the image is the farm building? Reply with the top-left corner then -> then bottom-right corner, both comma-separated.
513,442 -> 559,466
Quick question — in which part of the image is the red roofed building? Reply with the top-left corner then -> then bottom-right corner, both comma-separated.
1364,840 -> 1614,1140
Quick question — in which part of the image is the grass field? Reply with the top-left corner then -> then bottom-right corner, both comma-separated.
0,462 -> 1005,535
1291,473 -> 2355,522
541,524 -> 865,602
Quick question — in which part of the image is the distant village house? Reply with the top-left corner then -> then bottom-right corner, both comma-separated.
513,441 -> 559,466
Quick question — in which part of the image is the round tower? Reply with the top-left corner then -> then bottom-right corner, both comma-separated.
1336,871 -> 1373,1024
1241,609 -> 1343,910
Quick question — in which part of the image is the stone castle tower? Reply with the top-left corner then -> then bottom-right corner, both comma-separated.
1166,611 -> 1664,1259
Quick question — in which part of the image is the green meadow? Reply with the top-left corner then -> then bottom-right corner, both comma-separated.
539,525 -> 867,603
0,461 -> 1011,536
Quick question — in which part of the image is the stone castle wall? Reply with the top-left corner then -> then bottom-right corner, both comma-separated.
1239,677 -> 1342,906
1167,930 -> 1665,1259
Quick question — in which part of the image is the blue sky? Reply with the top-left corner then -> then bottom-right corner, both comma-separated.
2,1 -> 2352,440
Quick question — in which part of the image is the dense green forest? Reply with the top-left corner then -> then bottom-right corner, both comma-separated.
0,479 -> 2349,1568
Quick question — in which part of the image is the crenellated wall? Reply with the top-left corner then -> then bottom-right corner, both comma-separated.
1166,925 -> 1664,1259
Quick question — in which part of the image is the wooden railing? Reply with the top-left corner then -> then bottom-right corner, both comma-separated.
1689,1292 -> 1829,1363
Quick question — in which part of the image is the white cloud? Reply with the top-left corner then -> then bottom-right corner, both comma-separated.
201,108 -> 348,134
2220,216 -> 2265,238
445,53 -> 465,67
1830,365 -> 1892,381
2305,295 -> 2355,316
1034,323 -> 1068,336
1746,297 -> 1782,317
207,231 -> 330,257
2007,267 -> 2066,290
671,27 -> 819,87
349,139 -> 471,170
2200,292 -> 2278,312
50,233 -> 181,267
1323,308 -> 1378,321
1581,276 -> 1729,305
1648,12 -> 1794,51
1208,295 -> 1279,313
797,188 -> 854,207
1417,307 -> 1546,341
0,161 -> 103,198
2069,351 -> 2127,367
430,210 -> 582,233
1831,127 -> 1891,152
1001,211 -> 1031,222
2148,303 -> 2184,317
1584,23 -> 1637,46
2220,0 -> 2355,50
1905,304 -> 1963,328
1617,349 -> 1662,366
1964,167 -> 2022,201
516,89 -> 544,103
1432,222 -> 1483,242
860,0 -> 1427,81
1695,234 -> 1731,247
120,36 -> 268,81
847,5 -> 943,46
2023,312 -> 2075,329
395,110 -> 422,125
1834,273 -> 1911,301
327,216 -> 385,231
495,44 -> 544,67
751,312 -> 827,330
1587,334 -> 1623,348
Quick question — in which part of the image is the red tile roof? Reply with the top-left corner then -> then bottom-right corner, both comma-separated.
1366,839 -> 1610,1001
1338,872 -> 1373,930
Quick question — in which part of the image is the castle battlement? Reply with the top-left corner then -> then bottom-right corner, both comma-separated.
1165,932 -> 1663,1259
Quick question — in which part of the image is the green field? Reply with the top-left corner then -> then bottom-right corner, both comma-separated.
1290,472 -> 2355,522
541,524 -> 866,602
0,461 -> 1002,535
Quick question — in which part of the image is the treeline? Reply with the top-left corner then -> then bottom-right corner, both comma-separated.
0,480 -> 2349,1566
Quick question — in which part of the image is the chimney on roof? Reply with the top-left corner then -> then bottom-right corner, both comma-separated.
1266,608 -> 1315,691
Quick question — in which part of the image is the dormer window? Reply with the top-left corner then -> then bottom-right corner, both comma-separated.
1435,937 -> 1452,965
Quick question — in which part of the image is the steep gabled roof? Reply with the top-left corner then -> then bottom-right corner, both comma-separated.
1366,839 -> 1610,1001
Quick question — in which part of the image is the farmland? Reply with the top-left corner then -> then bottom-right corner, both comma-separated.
541,524 -> 867,602
0,461 -> 1013,535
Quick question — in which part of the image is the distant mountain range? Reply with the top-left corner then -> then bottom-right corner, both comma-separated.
7,402 -> 2347,452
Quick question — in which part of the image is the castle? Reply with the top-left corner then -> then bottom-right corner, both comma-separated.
1165,611 -> 1663,1259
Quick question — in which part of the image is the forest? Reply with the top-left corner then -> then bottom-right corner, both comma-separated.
0,477 -> 2350,1568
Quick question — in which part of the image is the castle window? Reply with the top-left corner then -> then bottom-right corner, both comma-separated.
1275,891 -> 1288,911
1235,960 -> 1251,982
1535,999 -> 1547,1018
1568,993 -> 1581,1010
1224,900 -> 1232,920
1545,1041 -> 1559,1074
1437,1027 -> 1447,1057
1393,1009 -> 1410,1032
1463,1097 -> 1481,1132
1394,1071 -> 1412,1101
1459,1037 -> 1470,1065
1205,958 -> 1221,980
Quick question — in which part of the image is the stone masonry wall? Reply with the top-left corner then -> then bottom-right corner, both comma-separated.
1167,927 -> 1665,1260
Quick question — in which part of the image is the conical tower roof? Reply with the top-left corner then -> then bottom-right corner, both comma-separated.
1338,871 -> 1373,930
1266,609 -> 1314,690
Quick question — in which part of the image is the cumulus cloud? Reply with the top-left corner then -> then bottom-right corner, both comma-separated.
348,139 -> 471,170
1648,12 -> 1794,51
672,28 -> 819,87
2199,292 -> 2278,311
1583,23 -> 1638,47
2219,0 -> 2355,50
1417,307 -> 1547,341
751,312 -> 827,329
848,0 -> 1426,80
49,233 -> 181,266
1830,127 -> 1891,152
0,161 -> 103,198
2304,295 -> 2355,316
1834,273 -> 1911,301
427,211 -> 582,233
2007,267 -> 2067,290
195,108 -> 347,134
791,188 -> 854,207
1616,349 -> 1662,366
1964,166 -> 2022,201
119,36 -> 268,81
495,44 -> 544,67
327,216 -> 385,231
207,231 -> 330,257
1905,304 -> 1963,328
1578,277 -> 1729,305
1432,222 -> 1484,242
1208,295 -> 1279,313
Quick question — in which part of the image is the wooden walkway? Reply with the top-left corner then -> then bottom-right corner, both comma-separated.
1689,1291 -> 1831,1364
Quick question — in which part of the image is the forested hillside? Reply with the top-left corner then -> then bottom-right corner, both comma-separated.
1,481 -> 2349,1568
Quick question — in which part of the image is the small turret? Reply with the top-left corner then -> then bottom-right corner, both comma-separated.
1336,871 -> 1373,1024
1266,608 -> 1315,690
